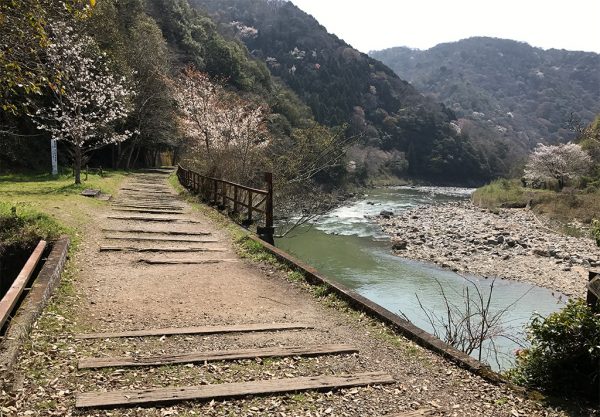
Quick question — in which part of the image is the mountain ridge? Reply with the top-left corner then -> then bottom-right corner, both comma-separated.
370,37 -> 600,152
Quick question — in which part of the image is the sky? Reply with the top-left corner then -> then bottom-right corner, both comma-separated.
290,0 -> 600,54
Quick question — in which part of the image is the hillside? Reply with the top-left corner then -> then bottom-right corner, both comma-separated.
191,0 -> 514,184
371,38 -> 600,151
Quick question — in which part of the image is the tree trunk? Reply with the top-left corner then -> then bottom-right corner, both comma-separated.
74,146 -> 82,184
125,145 -> 136,171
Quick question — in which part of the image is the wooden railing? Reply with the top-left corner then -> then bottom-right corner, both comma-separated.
176,165 -> 274,244
0,240 -> 47,330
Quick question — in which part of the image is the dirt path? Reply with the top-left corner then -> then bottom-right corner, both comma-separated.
2,173 -> 581,416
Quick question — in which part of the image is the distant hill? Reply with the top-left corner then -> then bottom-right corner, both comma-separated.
371,37 -> 600,151
191,0 -> 515,184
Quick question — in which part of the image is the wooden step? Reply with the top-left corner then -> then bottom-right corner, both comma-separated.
75,322 -> 313,340
75,372 -> 394,409
107,216 -> 201,223
101,229 -> 211,236
104,235 -> 217,243
112,208 -> 184,215
99,246 -> 225,253
138,258 -> 236,265
78,344 -> 358,369
111,204 -> 184,210
385,409 -> 437,417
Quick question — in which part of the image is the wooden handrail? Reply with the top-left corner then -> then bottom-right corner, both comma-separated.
0,240 -> 47,330
177,165 -> 274,244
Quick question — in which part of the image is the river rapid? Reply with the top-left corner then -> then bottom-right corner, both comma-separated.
276,186 -> 564,371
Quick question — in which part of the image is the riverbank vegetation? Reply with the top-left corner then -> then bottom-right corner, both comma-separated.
509,300 -> 600,403
473,116 -> 600,230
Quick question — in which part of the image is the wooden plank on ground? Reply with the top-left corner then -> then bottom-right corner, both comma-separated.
99,246 -> 225,253
112,208 -> 185,215
75,322 -> 313,340
119,188 -> 171,193
76,372 -> 394,409
111,204 -> 184,210
384,409 -> 437,417
107,216 -> 200,223
104,235 -> 217,243
0,240 -> 47,329
79,344 -> 358,369
101,229 -> 211,236
138,258 -> 236,265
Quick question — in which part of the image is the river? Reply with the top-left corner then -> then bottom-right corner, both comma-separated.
276,186 -> 564,371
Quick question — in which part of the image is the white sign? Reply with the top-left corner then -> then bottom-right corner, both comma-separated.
51,139 -> 58,175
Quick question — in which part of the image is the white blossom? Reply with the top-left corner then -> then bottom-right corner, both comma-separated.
32,21 -> 134,182
524,142 -> 592,189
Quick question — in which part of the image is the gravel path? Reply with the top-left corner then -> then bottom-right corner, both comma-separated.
377,202 -> 600,297
0,174 -> 585,416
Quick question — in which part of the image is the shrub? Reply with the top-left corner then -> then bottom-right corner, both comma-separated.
592,219 -> 600,246
508,299 -> 600,401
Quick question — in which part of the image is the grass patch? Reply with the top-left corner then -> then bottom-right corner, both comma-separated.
473,179 -> 600,224
472,179 -> 528,208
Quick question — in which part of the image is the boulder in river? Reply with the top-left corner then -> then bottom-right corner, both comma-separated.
380,210 -> 394,218
392,240 -> 408,250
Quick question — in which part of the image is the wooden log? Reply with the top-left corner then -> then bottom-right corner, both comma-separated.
78,344 -> 358,369
385,409 -> 437,417
104,235 -> 217,243
0,240 -> 47,329
101,229 -> 211,236
138,258 -> 237,265
112,208 -> 185,215
75,372 -> 394,409
99,246 -> 225,253
107,216 -> 201,223
110,204 -> 184,210
75,322 -> 313,340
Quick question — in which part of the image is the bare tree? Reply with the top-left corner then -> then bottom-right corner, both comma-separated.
403,277 -> 529,369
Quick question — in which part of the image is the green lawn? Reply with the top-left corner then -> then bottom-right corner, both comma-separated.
0,171 -> 130,246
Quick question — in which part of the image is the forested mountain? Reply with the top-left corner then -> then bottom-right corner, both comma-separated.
371,38 -> 600,152
191,0 -> 513,183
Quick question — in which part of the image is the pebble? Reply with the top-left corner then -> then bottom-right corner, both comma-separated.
377,202 -> 600,297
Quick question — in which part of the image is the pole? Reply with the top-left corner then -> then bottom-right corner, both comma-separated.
51,139 -> 58,175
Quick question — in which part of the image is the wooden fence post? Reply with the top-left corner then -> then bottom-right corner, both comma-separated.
587,270 -> 599,310
257,172 -> 275,245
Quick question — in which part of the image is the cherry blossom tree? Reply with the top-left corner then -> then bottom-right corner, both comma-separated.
174,66 -> 269,181
524,143 -> 591,189
33,21 -> 134,184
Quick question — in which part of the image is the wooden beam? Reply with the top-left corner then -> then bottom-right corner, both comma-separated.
75,322 -> 313,340
101,229 -> 211,236
384,409 -> 437,417
0,240 -> 47,329
107,216 -> 200,223
138,258 -> 237,265
112,208 -> 185,215
78,344 -> 358,369
104,236 -> 217,243
75,372 -> 394,409
110,205 -> 184,210
99,246 -> 225,253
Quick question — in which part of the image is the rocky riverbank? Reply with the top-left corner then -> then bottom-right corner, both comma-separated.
377,201 -> 600,297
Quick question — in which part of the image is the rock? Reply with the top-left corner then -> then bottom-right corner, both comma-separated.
380,210 -> 394,218
366,201 -> 375,205
392,240 -> 408,250
533,248 -> 550,257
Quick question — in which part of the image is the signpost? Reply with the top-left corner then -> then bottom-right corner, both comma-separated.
51,139 -> 58,175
